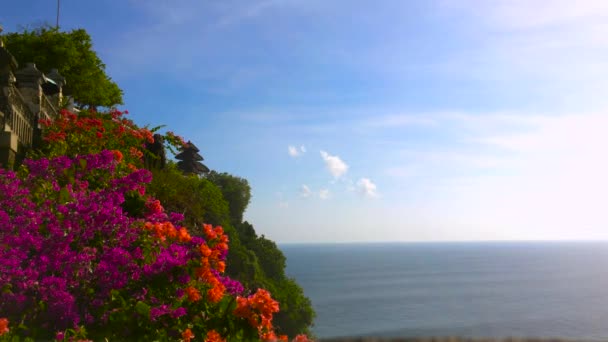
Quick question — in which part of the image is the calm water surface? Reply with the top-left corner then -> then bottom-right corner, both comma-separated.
282,242 -> 608,339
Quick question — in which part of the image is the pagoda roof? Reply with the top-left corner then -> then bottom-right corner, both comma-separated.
183,141 -> 200,152
175,150 -> 203,161
177,161 -> 210,174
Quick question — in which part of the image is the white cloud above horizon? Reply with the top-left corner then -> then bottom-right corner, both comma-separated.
356,178 -> 379,198
251,111 -> 608,242
320,150 -> 349,179
288,145 -> 306,157
288,145 -> 300,157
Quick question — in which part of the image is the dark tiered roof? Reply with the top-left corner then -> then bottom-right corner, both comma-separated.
175,141 -> 209,175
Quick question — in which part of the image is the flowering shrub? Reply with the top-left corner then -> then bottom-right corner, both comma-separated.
0,107 -> 314,341
38,109 -> 154,169
0,151 -> 311,341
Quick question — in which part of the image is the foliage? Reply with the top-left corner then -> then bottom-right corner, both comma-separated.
237,222 -> 316,336
0,150 -> 312,341
3,27 -> 122,108
160,169 -> 317,337
147,164 -> 232,232
206,171 -> 252,225
270,278 -> 316,338
0,107 -> 315,340
150,168 -> 316,336
146,165 -> 263,287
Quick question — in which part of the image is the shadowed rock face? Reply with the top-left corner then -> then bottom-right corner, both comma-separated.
321,338 -> 591,342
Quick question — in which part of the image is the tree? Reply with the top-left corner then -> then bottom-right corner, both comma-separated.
206,171 -> 252,225
3,26 -> 123,108
148,165 -> 315,336
147,163 -> 230,231
271,278 -> 315,337
253,234 -> 287,281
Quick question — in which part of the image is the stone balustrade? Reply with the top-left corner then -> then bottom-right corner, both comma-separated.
0,39 -> 64,168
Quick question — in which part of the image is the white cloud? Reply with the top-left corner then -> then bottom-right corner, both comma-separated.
320,150 -> 349,178
300,184 -> 312,198
288,145 -> 300,157
288,145 -> 307,157
356,178 -> 378,198
319,188 -> 330,200
278,201 -> 289,208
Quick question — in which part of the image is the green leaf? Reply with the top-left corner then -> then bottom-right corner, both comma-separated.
135,301 -> 151,318
59,187 -> 71,204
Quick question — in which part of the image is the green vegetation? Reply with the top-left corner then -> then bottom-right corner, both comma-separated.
148,164 -> 316,336
206,171 -> 253,225
4,27 -> 123,108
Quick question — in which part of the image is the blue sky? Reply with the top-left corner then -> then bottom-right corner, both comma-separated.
3,0 -> 608,242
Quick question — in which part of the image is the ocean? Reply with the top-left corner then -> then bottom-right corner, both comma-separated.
281,242 -> 608,340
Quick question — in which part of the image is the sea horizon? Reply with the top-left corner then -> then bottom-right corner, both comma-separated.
280,239 -> 608,246
282,241 -> 608,340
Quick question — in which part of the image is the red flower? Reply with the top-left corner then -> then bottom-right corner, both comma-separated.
0,318 -> 8,336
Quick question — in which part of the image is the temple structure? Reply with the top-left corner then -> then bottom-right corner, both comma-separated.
0,31 -> 65,168
175,141 -> 210,175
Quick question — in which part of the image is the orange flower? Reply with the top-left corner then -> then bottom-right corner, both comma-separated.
199,244 -> 212,257
144,221 -> 185,242
203,224 -> 217,240
163,222 -> 177,240
193,225 -> 231,303
216,261 -> 226,273
293,335 -> 313,342
234,296 -> 251,316
215,242 -> 229,254
277,335 -> 288,342
178,227 -> 192,243
204,330 -> 225,342
141,129 -> 155,143
234,289 -> 280,331
129,146 -> 144,159
182,328 -> 194,342
111,150 -> 123,162
207,281 -> 225,303
260,331 -> 278,341
0,318 -> 8,336
185,286 -> 202,302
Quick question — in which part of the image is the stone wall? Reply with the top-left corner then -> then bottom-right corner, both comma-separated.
0,35 -> 64,169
